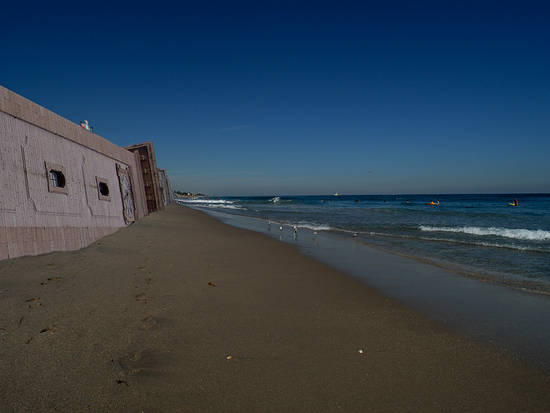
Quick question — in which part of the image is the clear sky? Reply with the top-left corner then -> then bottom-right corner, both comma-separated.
2,1 -> 549,195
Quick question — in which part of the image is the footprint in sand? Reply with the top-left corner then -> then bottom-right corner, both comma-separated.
138,315 -> 172,331
40,324 -> 56,334
26,297 -> 41,308
135,293 -> 150,304
41,276 -> 63,286
117,348 -> 172,380
139,316 -> 157,331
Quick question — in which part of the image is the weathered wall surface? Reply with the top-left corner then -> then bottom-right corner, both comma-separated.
126,142 -> 165,213
0,85 -> 153,260
158,169 -> 174,206
0,86 -> 148,220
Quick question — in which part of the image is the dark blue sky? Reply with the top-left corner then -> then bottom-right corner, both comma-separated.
2,1 -> 549,195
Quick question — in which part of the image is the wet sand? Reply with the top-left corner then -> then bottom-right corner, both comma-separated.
207,209 -> 550,374
1,205 -> 550,412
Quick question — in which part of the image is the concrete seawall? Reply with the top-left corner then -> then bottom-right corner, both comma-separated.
0,85 -> 170,260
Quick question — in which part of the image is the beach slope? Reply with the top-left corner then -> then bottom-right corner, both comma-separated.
1,205 -> 549,412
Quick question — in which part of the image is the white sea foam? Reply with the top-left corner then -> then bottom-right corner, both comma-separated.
269,196 -> 281,203
207,204 -> 244,210
176,199 -> 234,204
368,231 -> 549,253
419,225 -> 550,241
176,198 -> 244,210
294,222 -> 333,231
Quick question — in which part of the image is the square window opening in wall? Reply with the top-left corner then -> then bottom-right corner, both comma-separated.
96,177 -> 111,201
45,162 -> 68,194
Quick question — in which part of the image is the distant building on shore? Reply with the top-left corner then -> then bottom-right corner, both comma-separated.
0,85 -> 173,260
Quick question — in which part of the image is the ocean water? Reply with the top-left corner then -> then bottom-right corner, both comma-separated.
176,194 -> 550,292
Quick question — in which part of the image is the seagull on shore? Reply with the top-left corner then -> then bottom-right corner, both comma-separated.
279,225 -> 283,231
353,232 -> 358,237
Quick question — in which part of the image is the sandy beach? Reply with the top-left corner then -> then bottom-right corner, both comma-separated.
1,204 -> 550,412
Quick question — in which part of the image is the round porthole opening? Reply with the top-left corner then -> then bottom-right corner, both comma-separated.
99,182 -> 110,196
49,170 -> 66,188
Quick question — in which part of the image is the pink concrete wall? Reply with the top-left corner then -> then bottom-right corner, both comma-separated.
0,86 -> 148,220
0,86 -> 150,260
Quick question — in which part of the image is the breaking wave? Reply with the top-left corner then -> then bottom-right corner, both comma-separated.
176,198 -> 244,210
366,231 -> 549,253
419,225 -> 550,241
205,204 -> 244,210
176,199 -> 234,204
293,222 -> 333,231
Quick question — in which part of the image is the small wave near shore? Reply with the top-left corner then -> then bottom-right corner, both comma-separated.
175,198 -> 244,210
419,225 -> 550,241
